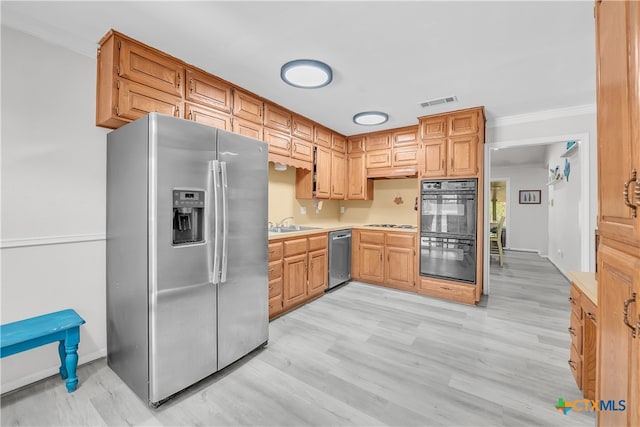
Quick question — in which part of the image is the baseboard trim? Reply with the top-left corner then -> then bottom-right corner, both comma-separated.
0,233 -> 106,249
0,348 -> 106,394
541,255 -> 569,280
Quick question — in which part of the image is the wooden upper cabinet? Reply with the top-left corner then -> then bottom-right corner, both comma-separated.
422,139 -> 447,178
392,147 -> 419,167
232,89 -> 263,124
264,103 -> 292,133
315,146 -> 332,199
365,132 -> 392,151
392,126 -> 419,147
291,138 -> 313,163
448,135 -> 478,176
232,117 -> 263,141
185,68 -> 232,113
347,136 -> 365,153
448,111 -> 478,136
331,150 -> 346,199
292,115 -> 314,141
347,152 -> 372,200
185,102 -> 230,130
420,117 -> 446,140
116,79 -> 182,121
117,37 -> 184,97
315,126 -> 332,148
332,134 -> 347,153
264,128 -> 291,157
366,149 -> 392,169
596,0 -> 640,248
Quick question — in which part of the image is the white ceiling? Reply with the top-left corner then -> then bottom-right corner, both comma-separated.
1,1 -> 596,136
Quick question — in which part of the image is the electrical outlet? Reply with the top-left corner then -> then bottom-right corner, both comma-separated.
300,206 -> 306,215
340,206 -> 345,214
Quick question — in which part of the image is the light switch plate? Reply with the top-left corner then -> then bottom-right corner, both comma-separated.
300,206 -> 307,215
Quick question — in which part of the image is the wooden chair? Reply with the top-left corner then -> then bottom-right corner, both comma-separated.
490,216 -> 505,266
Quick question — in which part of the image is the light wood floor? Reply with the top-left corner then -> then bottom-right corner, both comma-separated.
2,251 -> 595,426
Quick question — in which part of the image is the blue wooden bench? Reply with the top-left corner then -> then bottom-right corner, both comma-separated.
1,309 -> 86,392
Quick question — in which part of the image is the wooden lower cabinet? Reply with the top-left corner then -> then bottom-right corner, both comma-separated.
269,233 -> 328,319
566,274 -> 598,401
353,230 -> 415,291
268,242 -> 284,318
417,277 -> 475,304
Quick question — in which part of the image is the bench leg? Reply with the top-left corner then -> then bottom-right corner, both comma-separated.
58,341 -> 68,379
63,327 -> 80,392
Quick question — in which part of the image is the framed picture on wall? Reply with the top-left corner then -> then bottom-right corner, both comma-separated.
519,190 -> 541,204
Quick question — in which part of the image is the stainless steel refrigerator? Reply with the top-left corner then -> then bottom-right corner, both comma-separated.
106,113 -> 268,406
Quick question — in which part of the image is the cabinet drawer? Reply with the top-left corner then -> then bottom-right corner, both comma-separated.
418,278 -> 475,304
385,233 -> 415,248
269,277 -> 283,298
569,312 -> 582,353
269,260 -> 282,281
366,150 -> 392,168
269,242 -> 283,261
308,234 -> 328,251
569,343 -> 582,390
392,147 -> 418,166
569,285 -> 582,318
359,231 -> 385,244
582,296 -> 597,324
284,238 -> 307,257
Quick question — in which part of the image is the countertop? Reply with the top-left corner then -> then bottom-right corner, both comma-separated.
268,223 -> 418,241
567,271 -> 597,305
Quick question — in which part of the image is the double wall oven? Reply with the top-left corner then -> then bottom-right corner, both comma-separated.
420,179 -> 478,284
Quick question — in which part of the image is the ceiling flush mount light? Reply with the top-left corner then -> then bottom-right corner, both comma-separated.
353,111 -> 389,126
280,59 -> 333,89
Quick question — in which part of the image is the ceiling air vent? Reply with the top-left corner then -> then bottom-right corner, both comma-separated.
420,96 -> 458,108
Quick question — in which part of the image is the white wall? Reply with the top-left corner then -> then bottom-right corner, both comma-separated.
545,143 -> 582,275
1,26 -> 108,392
487,109 -> 596,272
491,166 -> 548,254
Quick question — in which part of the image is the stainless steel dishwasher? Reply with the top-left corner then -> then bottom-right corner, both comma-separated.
328,229 -> 352,289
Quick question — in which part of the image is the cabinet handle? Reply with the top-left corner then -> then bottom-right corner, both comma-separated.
441,159 -> 445,169
189,78 -> 194,93
188,111 -> 193,120
568,296 -> 576,305
115,105 -> 120,116
635,178 -> 640,206
177,73 -> 181,89
441,286 -> 452,291
175,106 -> 180,117
623,169 -> 637,218
568,327 -> 576,336
379,253 -> 382,261
450,158 -> 454,168
586,312 -> 596,322
269,268 -> 274,273
287,142 -> 291,151
287,119 -> 291,128
568,360 -> 576,370
623,292 -> 637,338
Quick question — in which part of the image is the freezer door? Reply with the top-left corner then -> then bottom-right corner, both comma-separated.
216,129 -> 269,370
150,113 -> 218,404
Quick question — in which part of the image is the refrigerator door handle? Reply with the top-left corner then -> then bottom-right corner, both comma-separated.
220,161 -> 229,283
210,160 -> 221,284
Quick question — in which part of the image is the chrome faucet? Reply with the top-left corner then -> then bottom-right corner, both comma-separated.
268,221 -> 275,228
278,216 -> 294,227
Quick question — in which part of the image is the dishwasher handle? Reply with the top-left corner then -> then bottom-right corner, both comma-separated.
332,233 -> 351,240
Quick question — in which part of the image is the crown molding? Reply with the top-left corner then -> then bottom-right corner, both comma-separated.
487,103 -> 596,128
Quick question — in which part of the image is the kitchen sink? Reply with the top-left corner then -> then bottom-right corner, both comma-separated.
268,225 -> 321,233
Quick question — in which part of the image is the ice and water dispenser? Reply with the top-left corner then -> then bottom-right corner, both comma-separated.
172,189 -> 205,245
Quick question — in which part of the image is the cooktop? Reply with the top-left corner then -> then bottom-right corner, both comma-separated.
365,224 -> 416,229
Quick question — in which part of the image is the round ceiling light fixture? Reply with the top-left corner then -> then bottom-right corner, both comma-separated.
353,111 -> 389,126
280,59 -> 333,89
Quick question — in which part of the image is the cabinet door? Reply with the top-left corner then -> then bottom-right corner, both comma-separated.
448,135 -> 478,177
366,149 -> 392,169
332,134 -> 347,153
365,132 -> 392,151
421,139 -> 447,177
264,128 -> 291,157
185,103 -> 231,130
392,147 -> 419,167
596,0 -> 640,247
315,126 -> 332,148
185,69 -> 232,113
315,146 -> 332,199
597,243 -> 640,427
232,117 -> 263,141
359,243 -> 384,283
331,150 -> 346,200
118,38 -> 184,96
283,253 -> 308,309
347,136 -> 365,153
116,79 -> 182,122
420,117 -> 446,140
392,127 -> 419,147
385,246 -> 415,290
347,152 -> 368,200
291,138 -> 313,163
263,103 -> 292,132
292,115 -> 314,141
232,89 -> 263,124
448,111 -> 479,136
308,249 -> 328,296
